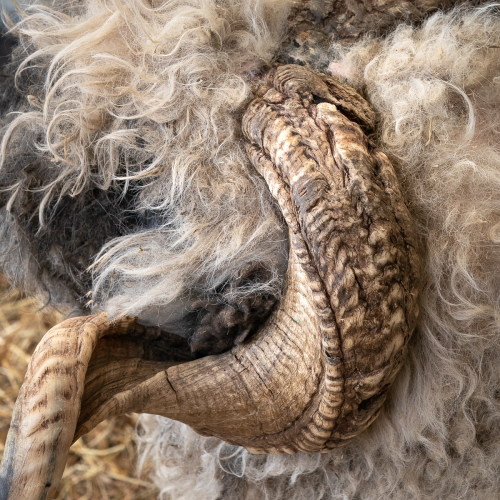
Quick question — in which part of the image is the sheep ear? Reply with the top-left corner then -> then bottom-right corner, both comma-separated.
0,65 -> 420,500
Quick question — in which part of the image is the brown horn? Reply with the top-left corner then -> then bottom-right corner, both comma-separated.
0,65 -> 421,499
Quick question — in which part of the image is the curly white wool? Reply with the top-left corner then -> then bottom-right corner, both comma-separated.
1,0 -> 291,321
137,4 -> 500,499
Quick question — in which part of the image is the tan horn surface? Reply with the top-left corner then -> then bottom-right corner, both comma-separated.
76,67 -> 421,455
75,245 -> 338,453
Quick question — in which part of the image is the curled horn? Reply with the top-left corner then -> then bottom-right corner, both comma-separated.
0,65 -> 421,499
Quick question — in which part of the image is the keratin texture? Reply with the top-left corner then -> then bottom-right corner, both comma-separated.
0,0 -> 291,325
136,5 -> 500,499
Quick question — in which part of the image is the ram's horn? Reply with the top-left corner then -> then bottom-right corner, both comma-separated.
0,65 -> 421,500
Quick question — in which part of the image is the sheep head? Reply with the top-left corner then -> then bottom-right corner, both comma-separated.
0,65 -> 421,499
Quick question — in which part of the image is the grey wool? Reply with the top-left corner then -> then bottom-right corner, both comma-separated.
0,0 -> 292,325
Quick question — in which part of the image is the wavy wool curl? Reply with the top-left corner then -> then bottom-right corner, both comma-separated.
136,5 -> 500,500
0,0 -> 291,322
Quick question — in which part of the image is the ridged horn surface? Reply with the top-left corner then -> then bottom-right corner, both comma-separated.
0,65 -> 421,500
